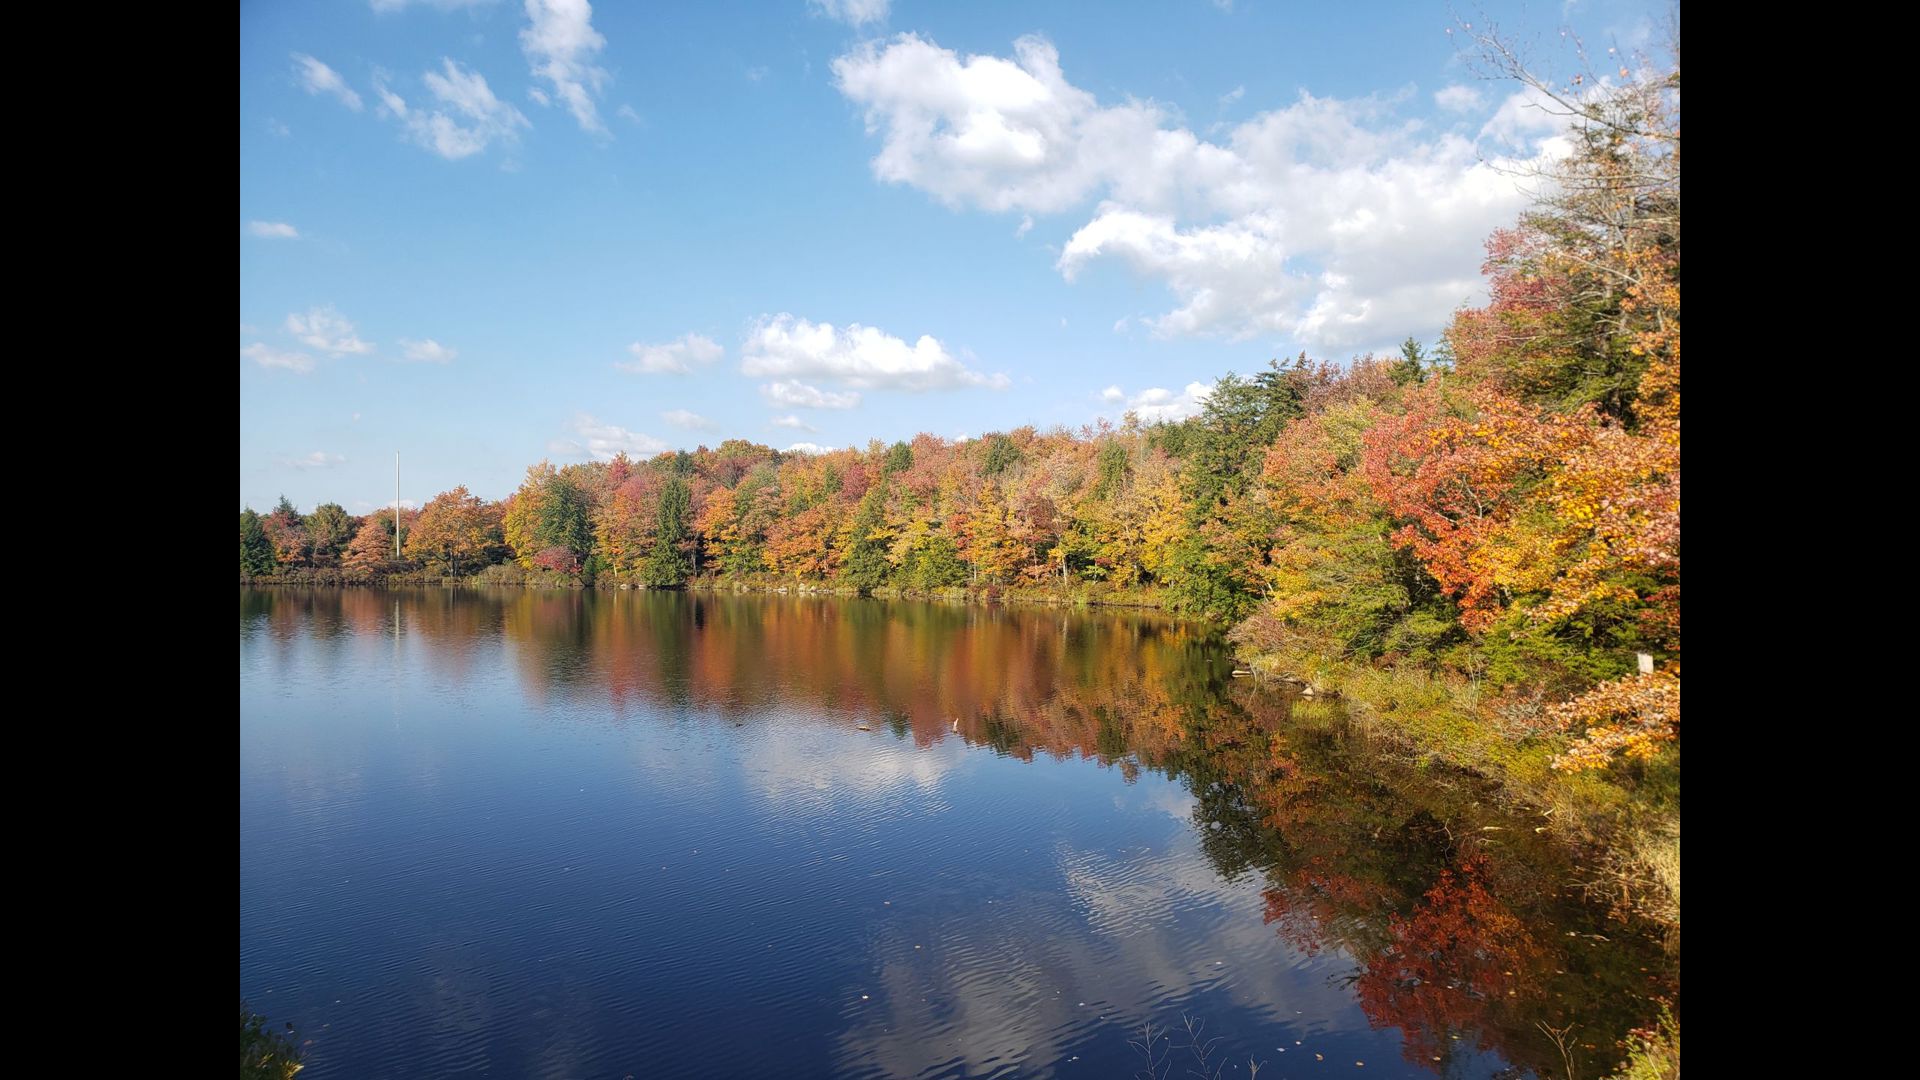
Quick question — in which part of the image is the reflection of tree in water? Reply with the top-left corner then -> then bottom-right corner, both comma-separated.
1155,696 -> 1673,1077
244,588 -> 1677,1077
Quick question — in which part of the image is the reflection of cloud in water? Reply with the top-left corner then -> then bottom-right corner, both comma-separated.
1132,783 -> 1198,824
831,772 -> 1367,1078
745,716 -> 966,816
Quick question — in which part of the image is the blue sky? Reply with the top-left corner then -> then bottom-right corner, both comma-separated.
240,0 -> 1669,514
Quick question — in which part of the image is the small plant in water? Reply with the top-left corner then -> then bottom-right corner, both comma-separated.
241,1002 -> 303,1079
1182,1013 -> 1225,1079
1130,1020 -> 1170,1080
1129,1014 -> 1265,1080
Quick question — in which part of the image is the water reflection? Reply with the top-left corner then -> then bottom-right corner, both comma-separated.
241,588 -> 1675,1079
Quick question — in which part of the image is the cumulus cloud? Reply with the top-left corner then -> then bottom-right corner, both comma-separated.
376,59 -> 530,160
1434,84 -> 1485,112
742,314 -> 1008,391
249,221 -> 299,239
810,0 -> 889,26
834,33 -> 1562,348
550,413 -> 668,461
400,338 -> 457,363
662,408 -> 716,430
1101,382 -> 1214,423
242,343 -> 317,374
783,442 -> 836,455
618,333 -> 724,374
286,306 -> 373,355
278,451 -> 347,469
762,379 -> 861,410
292,53 -> 363,111
770,414 -> 817,432
521,0 -> 611,134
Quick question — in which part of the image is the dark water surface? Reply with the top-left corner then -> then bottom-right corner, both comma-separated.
240,589 -> 1673,1079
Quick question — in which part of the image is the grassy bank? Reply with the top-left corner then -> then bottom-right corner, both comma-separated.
242,570 -> 1175,612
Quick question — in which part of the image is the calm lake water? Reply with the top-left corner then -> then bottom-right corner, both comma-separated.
240,588 -> 1673,1079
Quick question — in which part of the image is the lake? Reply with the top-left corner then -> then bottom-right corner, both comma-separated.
239,588 -> 1673,1079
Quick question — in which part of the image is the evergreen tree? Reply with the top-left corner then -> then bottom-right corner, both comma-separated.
534,474 -> 593,563
643,477 -> 693,586
239,509 -> 276,576
1391,336 -> 1427,385
307,502 -> 354,565
841,487 -> 890,593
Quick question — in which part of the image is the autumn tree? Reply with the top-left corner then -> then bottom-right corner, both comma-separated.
407,486 -> 491,576
504,462 -> 596,573
1448,24 -> 1679,425
262,496 -> 310,569
342,508 -> 415,570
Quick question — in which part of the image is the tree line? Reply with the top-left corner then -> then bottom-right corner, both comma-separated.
243,51 -> 1676,775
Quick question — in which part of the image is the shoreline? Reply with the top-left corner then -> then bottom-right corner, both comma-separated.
240,573 -> 1678,941
239,573 -> 1180,614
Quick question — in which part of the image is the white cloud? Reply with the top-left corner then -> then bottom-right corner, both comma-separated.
770,414 -> 817,432
249,221 -> 299,239
1477,84 -> 1573,149
662,408 -> 716,430
278,451 -> 347,469
550,413 -> 668,461
618,332 -> 724,374
783,442 -> 836,455
831,35 -> 1120,215
286,306 -> 374,355
1059,205 -> 1307,340
762,380 -> 861,410
267,118 -> 292,137
1219,85 -> 1245,107
1014,214 -> 1034,239
834,33 -> 1559,348
810,0 -> 889,27
1102,381 -> 1214,423
292,54 -> 364,111
616,103 -> 643,124
377,59 -> 530,160
400,338 -> 458,363
242,343 -> 317,374
521,0 -> 611,135
742,314 -> 1008,391
1434,84 -> 1485,113
746,66 -> 770,83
